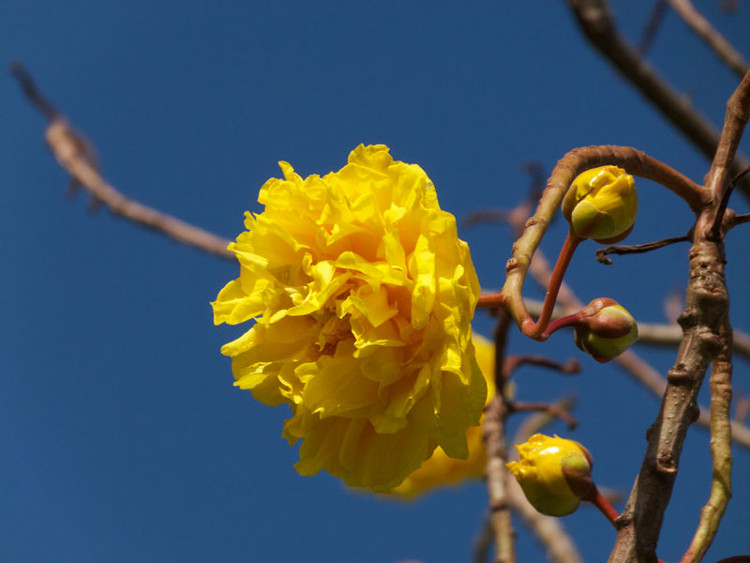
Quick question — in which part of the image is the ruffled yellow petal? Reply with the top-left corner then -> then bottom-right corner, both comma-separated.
212,144 -> 482,491
390,332 -> 495,498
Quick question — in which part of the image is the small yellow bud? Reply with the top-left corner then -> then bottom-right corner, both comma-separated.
562,166 -> 638,243
574,298 -> 638,362
506,433 -> 593,517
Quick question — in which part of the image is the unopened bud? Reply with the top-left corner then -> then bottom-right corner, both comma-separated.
507,433 -> 593,517
562,166 -> 638,243
574,298 -> 638,362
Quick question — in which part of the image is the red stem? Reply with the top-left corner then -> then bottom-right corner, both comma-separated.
589,487 -> 620,528
540,311 -> 584,339
522,231 -> 583,339
477,292 -> 506,308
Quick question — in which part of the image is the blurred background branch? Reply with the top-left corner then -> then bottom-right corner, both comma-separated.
566,0 -> 750,199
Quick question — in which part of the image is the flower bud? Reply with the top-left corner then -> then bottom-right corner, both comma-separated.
506,433 -> 594,517
562,166 -> 637,243
573,298 -> 638,362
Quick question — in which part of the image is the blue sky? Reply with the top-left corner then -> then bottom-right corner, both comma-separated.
2,1 -> 750,561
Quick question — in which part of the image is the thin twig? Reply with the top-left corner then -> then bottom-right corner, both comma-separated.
9,62 -> 60,120
735,395 -> 750,424
709,166 -> 750,239
623,317 -> 750,361
508,402 -> 578,429
727,212 -> 750,228
463,210 -> 514,229
638,0 -> 669,55
667,0 -> 749,79
472,515 -> 494,563
464,162 -> 545,233
512,396 -> 578,446
515,290 -> 750,447
503,355 -> 580,378
484,310 -> 515,563
596,233 -> 691,265
566,0 -> 750,200
11,63 -> 235,261
508,213 -> 750,446
706,71 -> 750,203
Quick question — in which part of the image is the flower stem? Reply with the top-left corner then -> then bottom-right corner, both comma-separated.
477,292 -> 507,308
589,487 -> 620,528
521,231 -> 583,339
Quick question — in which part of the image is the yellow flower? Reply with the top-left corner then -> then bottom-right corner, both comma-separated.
390,332 -> 495,498
562,165 -> 637,243
212,144 -> 484,491
573,298 -> 638,363
506,433 -> 593,517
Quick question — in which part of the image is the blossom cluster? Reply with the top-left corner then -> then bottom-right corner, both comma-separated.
213,145 -> 485,491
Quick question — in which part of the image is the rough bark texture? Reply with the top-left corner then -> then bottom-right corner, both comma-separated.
608,69 -> 750,563
607,217 -> 728,562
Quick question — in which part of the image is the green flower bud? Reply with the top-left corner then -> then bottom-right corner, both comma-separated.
506,433 -> 593,517
574,298 -> 638,362
562,166 -> 638,243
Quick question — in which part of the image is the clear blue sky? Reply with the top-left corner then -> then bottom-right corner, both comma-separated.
2,1 -> 749,561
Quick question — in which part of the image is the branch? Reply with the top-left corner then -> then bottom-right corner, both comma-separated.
636,319 -> 750,361
502,144 -> 704,335
565,0 -> 750,200
705,71 -> 750,227
512,396 -> 577,446
11,63 -> 234,261
616,347 -> 750,454
609,68 -> 750,563
484,310 -> 516,563
509,402 -> 578,430
503,355 -> 580,379
595,233 -> 691,265
638,0 -> 668,55
472,516 -> 493,563
727,212 -> 750,229
515,291 -> 750,451
667,0 -> 749,79
680,319 -> 733,562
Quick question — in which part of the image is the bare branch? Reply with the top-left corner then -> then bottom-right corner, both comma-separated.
727,212 -> 750,228
484,311 -> 516,563
472,516 -> 493,563
705,71 -> 750,214
509,402 -> 578,430
9,62 -> 60,120
735,394 -> 750,424
565,0 -> 750,200
596,233 -> 691,264
680,320 -> 733,562
518,296 -> 750,447
609,64 -> 750,563
667,0 -> 749,79
638,0 -> 668,55
512,396 -> 578,446
11,63 -> 235,261
504,355 -> 580,379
